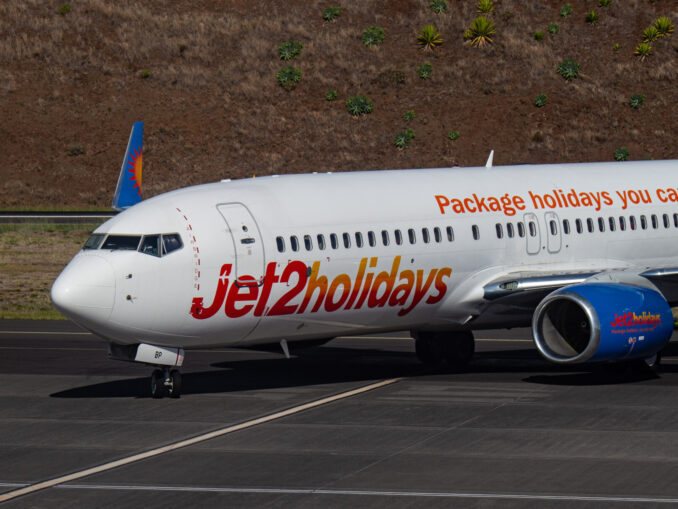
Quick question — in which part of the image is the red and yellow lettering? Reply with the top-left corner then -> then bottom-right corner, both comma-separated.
398,269 -> 438,316
268,261 -> 307,316
298,261 -> 328,313
254,262 -> 280,316
389,270 -> 414,307
426,267 -> 452,304
190,264 -> 231,319
368,256 -> 401,308
325,274 -> 351,312
225,276 -> 259,318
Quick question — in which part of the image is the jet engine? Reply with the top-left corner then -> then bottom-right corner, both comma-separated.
532,283 -> 673,364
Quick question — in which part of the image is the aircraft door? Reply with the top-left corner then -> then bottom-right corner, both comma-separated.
217,203 -> 265,286
544,211 -> 562,253
524,212 -> 541,255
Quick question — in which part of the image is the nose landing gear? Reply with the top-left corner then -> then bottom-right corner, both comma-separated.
151,368 -> 182,399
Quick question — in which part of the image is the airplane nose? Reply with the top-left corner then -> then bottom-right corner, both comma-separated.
51,255 -> 115,325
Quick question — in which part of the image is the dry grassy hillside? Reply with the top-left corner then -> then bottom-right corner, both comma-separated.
1,0 -> 677,208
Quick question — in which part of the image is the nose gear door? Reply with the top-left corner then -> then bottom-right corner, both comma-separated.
217,203 -> 265,286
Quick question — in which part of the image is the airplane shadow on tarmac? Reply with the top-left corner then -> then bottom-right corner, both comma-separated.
49,342 -> 674,398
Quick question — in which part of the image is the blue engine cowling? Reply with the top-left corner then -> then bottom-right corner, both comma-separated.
532,283 -> 673,364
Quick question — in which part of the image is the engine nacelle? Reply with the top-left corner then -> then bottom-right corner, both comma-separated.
532,283 -> 673,364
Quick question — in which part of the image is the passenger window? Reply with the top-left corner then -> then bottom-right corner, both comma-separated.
140,235 -> 160,257
102,235 -> 141,251
575,219 -> 583,234
472,225 -> 480,240
651,215 -> 658,229
422,228 -> 430,243
343,232 -> 351,248
608,217 -> 615,232
433,227 -> 442,242
663,214 -> 670,228
330,233 -> 338,249
304,235 -> 313,251
446,226 -> 454,241
562,219 -> 570,235
674,213 -> 678,228
408,229 -> 416,244
506,223 -> 515,238
586,218 -> 594,233
629,216 -> 637,230
290,235 -> 299,252
368,231 -> 376,247
640,215 -> 647,229
549,220 -> 557,235
83,233 -> 105,250
355,232 -> 363,248
528,222 -> 536,237
381,230 -> 390,246
276,236 -> 285,253
162,234 -> 182,255
517,222 -> 525,238
495,223 -> 503,239
395,229 -> 403,245
598,218 -> 605,232
619,216 -> 626,231
317,234 -> 326,250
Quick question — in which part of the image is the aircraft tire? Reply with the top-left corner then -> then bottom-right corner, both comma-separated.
168,370 -> 182,399
415,335 -> 444,369
151,369 -> 164,399
443,331 -> 475,371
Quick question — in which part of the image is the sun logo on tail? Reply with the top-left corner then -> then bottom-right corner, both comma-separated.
127,148 -> 142,196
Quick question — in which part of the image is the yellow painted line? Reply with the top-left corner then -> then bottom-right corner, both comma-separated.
0,377 -> 401,503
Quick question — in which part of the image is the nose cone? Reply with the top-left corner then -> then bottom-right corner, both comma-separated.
51,255 -> 115,326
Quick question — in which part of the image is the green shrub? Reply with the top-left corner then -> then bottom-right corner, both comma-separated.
417,25 -> 443,49
614,148 -> 629,161
586,10 -> 599,24
477,0 -> 494,14
560,3 -> 572,17
139,70 -> 150,79
534,94 -> 547,107
634,43 -> 652,60
417,62 -> 433,78
548,22 -> 559,34
346,95 -> 373,116
394,128 -> 415,148
322,6 -> 341,21
613,43 -> 620,51
58,4 -> 71,15
448,130 -> 460,141
557,58 -> 580,80
643,26 -> 660,43
403,110 -> 415,122
598,0 -> 611,7
654,16 -> 674,37
629,94 -> 645,108
362,26 -> 386,46
67,144 -> 84,156
429,0 -> 447,14
277,66 -> 302,90
466,17 -> 496,47
326,90 -> 338,101
278,40 -> 303,61
534,30 -> 544,41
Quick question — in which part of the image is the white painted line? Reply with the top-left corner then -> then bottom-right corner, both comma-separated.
0,378 -> 401,503
54,484 -> 678,503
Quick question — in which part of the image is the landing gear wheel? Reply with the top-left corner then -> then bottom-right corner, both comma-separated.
415,336 -> 444,369
444,331 -> 475,372
151,369 -> 164,399
168,369 -> 182,399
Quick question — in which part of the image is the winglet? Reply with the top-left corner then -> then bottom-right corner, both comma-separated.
485,149 -> 494,168
112,122 -> 144,211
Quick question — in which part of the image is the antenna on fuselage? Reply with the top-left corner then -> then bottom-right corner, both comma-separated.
485,149 -> 494,168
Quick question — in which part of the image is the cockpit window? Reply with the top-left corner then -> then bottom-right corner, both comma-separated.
83,234 -> 105,250
102,235 -> 141,251
140,235 -> 161,257
162,234 -> 183,255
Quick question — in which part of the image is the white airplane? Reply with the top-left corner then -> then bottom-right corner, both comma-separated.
52,123 -> 678,398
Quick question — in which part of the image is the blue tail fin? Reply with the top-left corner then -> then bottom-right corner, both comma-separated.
112,122 -> 144,211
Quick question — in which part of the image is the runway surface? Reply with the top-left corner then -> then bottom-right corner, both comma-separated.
2,320 -> 678,507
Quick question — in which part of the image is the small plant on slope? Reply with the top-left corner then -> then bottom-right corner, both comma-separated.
277,66 -> 302,90
629,94 -> 645,109
654,17 -> 674,37
466,17 -> 496,47
346,95 -> 373,116
548,22 -> 559,35
322,6 -> 341,21
586,10 -> 599,24
417,25 -> 443,49
534,31 -> 544,41
418,62 -> 433,78
429,0 -> 447,14
362,26 -> 386,46
614,148 -> 629,161
634,43 -> 652,60
598,0 -> 611,7
477,0 -> 494,14
534,94 -> 547,107
326,90 -> 338,101
448,131 -> 460,141
403,110 -> 415,122
58,4 -> 71,15
643,26 -> 660,43
560,3 -> 572,17
394,128 -> 415,149
557,58 -> 580,80
278,40 -> 303,61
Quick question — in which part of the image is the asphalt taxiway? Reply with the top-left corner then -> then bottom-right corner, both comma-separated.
2,320 -> 678,507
